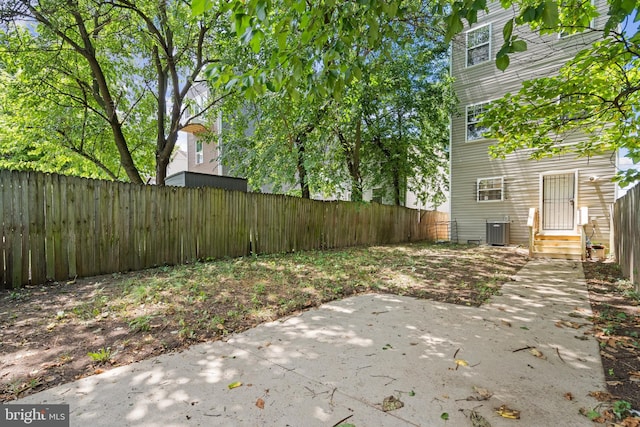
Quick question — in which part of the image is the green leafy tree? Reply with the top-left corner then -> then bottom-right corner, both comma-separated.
0,0 -> 230,184
0,23 -> 150,179
218,89 -> 339,199
218,30 -> 453,205
357,40 -> 453,206
192,0 -> 434,100
193,0 -> 639,185
1,0 -> 147,182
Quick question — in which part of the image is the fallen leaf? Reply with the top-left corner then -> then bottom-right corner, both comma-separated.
472,386 -> 493,400
228,381 -> 242,390
255,398 -> 264,409
589,390 -> 614,402
441,412 -> 449,420
501,320 -> 512,327
564,392 -> 573,401
529,348 -> 546,359
556,320 -> 583,329
381,396 -> 404,412
94,369 -> 104,374
495,404 -> 520,419
470,410 -> 492,427
621,417 -> 640,427
455,359 -> 469,367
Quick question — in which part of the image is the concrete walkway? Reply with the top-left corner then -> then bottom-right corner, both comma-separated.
18,259 -> 606,426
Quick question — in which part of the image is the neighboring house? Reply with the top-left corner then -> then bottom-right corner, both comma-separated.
178,83 -> 226,177
450,1 -> 616,259
165,148 -> 187,177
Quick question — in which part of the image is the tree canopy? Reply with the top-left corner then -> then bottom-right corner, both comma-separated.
193,0 -> 640,185
0,0 -> 231,184
213,6 -> 453,205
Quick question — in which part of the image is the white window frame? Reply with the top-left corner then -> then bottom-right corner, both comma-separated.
466,23 -> 492,67
191,94 -> 206,117
477,176 -> 504,202
466,101 -> 491,142
195,140 -> 204,164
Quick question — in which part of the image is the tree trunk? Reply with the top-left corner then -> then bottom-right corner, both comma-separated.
392,170 -> 401,206
295,135 -> 311,199
46,5 -> 144,184
336,120 -> 363,202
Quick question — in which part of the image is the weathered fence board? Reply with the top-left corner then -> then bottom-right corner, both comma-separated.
30,172 -> 46,285
0,170 -> 448,288
614,183 -> 640,290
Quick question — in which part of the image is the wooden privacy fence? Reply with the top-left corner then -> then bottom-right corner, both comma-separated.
1,170 -> 448,289
614,182 -> 640,290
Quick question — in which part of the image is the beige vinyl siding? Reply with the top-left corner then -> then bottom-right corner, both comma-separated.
451,146 -> 615,244
450,0 -> 616,246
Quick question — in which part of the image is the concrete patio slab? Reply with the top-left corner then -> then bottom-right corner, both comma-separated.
16,259 -> 606,426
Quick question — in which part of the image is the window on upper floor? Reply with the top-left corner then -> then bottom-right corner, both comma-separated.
195,140 -> 204,164
466,102 -> 491,141
477,177 -> 504,202
466,24 -> 491,67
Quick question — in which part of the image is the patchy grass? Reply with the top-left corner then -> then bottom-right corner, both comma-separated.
0,242 -> 527,401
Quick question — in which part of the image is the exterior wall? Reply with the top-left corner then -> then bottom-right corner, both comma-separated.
166,149 -> 187,177
186,131 -> 222,175
450,1 -> 616,245
405,190 -> 449,212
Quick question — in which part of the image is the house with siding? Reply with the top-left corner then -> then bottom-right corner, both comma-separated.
450,1 -> 617,259
178,83 -> 227,177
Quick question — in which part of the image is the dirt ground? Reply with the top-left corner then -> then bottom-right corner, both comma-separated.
0,243 -> 638,423
583,260 -> 640,422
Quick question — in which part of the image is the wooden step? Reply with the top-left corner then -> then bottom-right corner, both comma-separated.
533,240 -> 582,248
532,234 -> 584,260
534,234 -> 581,241
533,245 -> 582,255
532,252 -> 583,260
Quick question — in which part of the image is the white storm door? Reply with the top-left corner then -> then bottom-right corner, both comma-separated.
542,173 -> 576,231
